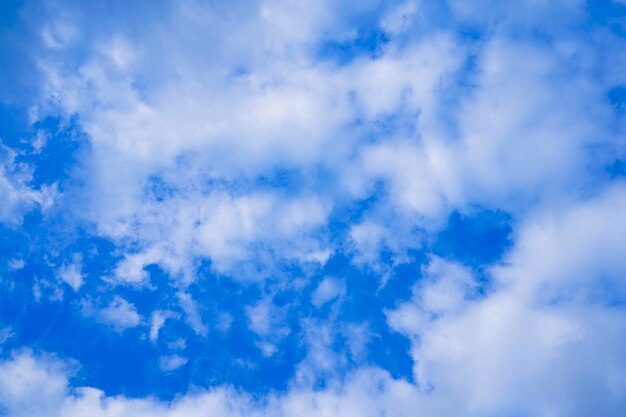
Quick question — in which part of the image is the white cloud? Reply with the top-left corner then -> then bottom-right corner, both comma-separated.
23,0 -> 626,250
177,292 -> 208,336
57,257 -> 83,291
256,341 -> 278,358
311,277 -> 346,307
27,1 -> 461,281
0,144 -> 55,226
246,297 -> 290,340
496,183 -> 626,298
193,192 -> 331,274
149,310 -> 179,342
215,313 -> 234,333
387,185 -> 626,416
112,251 -> 155,284
0,349 -> 428,417
158,355 -> 188,372
0,351 -> 69,417
84,296 -> 141,331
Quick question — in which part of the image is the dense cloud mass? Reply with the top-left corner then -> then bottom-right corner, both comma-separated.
1,0 -> 626,416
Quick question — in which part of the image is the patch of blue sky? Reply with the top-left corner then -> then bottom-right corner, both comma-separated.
322,253 -> 418,379
432,209 -> 513,268
588,0 -> 626,36
608,85 -> 626,114
27,117 -> 86,189
317,28 -> 390,65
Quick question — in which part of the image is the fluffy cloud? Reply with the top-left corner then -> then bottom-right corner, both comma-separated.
31,0 -> 620,284
57,256 -> 83,291
0,350 -> 426,417
158,354 -> 188,372
0,351 -> 69,417
27,1 -> 461,280
388,184 -> 626,416
82,296 -> 142,331
311,277 -> 346,307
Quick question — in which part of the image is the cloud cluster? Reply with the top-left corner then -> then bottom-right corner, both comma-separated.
30,0 -> 622,282
0,350 -> 425,417
388,184 -> 626,416
1,0 -> 626,415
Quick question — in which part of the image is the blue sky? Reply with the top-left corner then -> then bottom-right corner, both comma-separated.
1,1 -> 626,416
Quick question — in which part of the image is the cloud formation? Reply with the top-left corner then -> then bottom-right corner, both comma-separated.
1,0 -> 626,416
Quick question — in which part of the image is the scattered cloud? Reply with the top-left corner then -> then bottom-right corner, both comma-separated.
83,296 -> 142,331
1,0 -> 625,415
